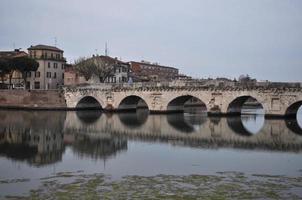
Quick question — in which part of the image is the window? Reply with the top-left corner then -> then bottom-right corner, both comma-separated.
51,53 -> 53,58
26,72 -> 31,77
53,72 -> 57,79
113,77 -> 116,83
62,73 -> 64,79
46,72 -> 51,78
35,71 -> 40,78
34,81 -> 40,89
48,62 -> 50,68
61,64 -> 64,69
53,63 -> 58,69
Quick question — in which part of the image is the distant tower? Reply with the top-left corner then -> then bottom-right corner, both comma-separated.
105,42 -> 108,56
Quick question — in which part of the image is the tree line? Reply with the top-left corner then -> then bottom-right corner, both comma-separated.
0,56 -> 39,87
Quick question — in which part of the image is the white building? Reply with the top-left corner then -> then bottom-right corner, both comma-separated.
27,45 -> 66,89
98,56 -> 129,83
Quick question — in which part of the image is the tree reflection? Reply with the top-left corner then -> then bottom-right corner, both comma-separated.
71,135 -> 127,160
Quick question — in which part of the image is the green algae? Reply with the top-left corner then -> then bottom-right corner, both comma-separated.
3,172 -> 302,200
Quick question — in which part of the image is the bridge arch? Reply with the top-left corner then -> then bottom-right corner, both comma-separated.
227,95 -> 264,115
167,95 -> 207,113
117,95 -> 149,111
76,96 -> 103,110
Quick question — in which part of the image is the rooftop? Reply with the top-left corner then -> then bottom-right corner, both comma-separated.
90,55 -> 128,65
0,49 -> 28,59
129,60 -> 178,70
28,44 -> 64,52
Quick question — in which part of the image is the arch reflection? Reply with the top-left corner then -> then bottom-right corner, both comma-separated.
118,108 -> 149,128
227,115 -> 264,136
76,110 -> 102,124
167,113 -> 207,133
285,119 -> 302,135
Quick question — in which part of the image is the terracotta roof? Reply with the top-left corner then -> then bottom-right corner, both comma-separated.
87,55 -> 129,65
129,61 -> 178,70
28,44 -> 63,52
98,55 -> 127,64
0,50 -> 28,59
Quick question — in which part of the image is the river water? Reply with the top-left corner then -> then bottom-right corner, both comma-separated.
0,108 -> 302,199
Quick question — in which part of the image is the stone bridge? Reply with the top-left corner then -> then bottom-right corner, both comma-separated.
63,84 -> 302,117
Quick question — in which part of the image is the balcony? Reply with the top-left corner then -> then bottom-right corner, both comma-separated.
32,55 -> 66,62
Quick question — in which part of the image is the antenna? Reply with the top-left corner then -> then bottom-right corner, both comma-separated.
13,42 -> 15,49
105,42 -> 108,56
54,37 -> 57,47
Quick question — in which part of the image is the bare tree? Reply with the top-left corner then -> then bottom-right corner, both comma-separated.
74,57 -> 95,81
74,56 -> 115,82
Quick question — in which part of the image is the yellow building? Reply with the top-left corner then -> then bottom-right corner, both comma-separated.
27,45 -> 66,89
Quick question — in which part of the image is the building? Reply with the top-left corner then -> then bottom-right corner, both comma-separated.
64,64 -> 88,86
27,44 -> 66,89
97,55 -> 130,83
128,61 -> 179,82
64,55 -> 130,86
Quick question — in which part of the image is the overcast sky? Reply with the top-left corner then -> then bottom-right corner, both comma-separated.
0,0 -> 301,81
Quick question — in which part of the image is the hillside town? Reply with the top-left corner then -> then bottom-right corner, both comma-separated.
0,44 -> 301,90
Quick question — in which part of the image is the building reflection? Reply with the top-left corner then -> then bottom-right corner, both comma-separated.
0,111 -> 66,166
0,109 -> 302,167
0,111 -> 127,166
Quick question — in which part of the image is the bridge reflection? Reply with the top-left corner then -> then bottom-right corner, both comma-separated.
68,110 -> 302,151
0,110 -> 302,166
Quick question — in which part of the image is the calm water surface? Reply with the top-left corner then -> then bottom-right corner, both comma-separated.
0,108 -> 302,198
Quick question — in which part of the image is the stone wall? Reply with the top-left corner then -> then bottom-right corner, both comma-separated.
0,90 -> 66,109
